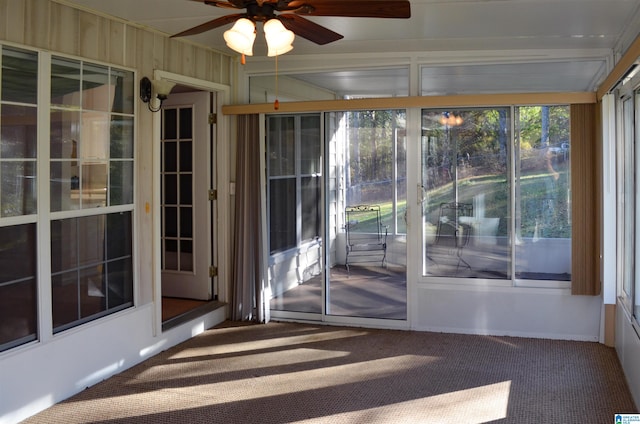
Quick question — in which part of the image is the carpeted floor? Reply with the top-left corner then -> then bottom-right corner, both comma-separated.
22,321 -> 637,424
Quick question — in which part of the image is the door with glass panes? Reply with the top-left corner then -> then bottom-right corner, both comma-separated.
161,91 -> 213,300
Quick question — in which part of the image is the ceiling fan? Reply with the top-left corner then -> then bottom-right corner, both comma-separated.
172,0 -> 411,47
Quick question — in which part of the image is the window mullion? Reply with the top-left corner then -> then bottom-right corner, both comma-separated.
37,52 -> 53,343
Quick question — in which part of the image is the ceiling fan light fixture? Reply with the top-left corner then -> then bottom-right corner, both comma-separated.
223,18 -> 256,55
264,19 -> 295,57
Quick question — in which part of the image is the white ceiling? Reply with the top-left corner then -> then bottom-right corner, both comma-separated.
60,0 -> 640,97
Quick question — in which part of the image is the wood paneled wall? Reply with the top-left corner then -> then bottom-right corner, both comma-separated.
0,0 -> 235,305
0,0 -> 233,84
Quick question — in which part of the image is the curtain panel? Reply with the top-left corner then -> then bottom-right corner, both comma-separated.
571,103 -> 600,295
231,114 -> 264,320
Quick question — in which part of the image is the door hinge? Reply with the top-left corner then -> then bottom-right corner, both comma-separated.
209,266 -> 218,278
208,113 -> 217,125
208,189 -> 217,201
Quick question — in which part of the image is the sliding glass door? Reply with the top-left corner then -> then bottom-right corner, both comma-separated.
326,110 -> 407,320
267,110 -> 407,321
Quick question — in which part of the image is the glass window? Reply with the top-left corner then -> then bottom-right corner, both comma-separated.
515,106 -> 571,281
267,114 -> 321,254
50,57 -> 134,211
422,108 -> 511,278
0,46 -> 136,349
1,47 -> 38,218
51,212 -> 133,333
0,224 -> 37,352
421,106 -> 571,282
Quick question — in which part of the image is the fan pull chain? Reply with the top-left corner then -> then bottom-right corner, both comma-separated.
274,54 -> 280,110
241,53 -> 246,65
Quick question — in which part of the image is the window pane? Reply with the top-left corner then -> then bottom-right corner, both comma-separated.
301,176 -> 320,242
164,141 -> 177,172
2,47 -> 38,104
268,116 -> 295,176
301,115 -> 321,174
81,163 -> 108,208
180,206 -> 193,238
1,104 -> 37,158
106,258 -> 133,309
0,224 -> 37,351
179,141 -> 192,172
78,215 -> 105,268
1,161 -> 36,217
82,64 -> 110,111
515,106 -> 571,281
180,240 -> 193,272
50,109 -> 80,159
110,161 -> 133,205
111,69 -> 134,114
51,218 -> 78,273
164,174 -> 177,205
110,116 -> 134,158
50,161 -> 80,212
0,278 -> 37,351
269,178 -> 296,253
82,112 -> 109,160
52,271 -> 79,331
51,57 -> 81,108
51,213 -> 133,333
106,212 -> 132,259
179,108 -> 192,139
163,109 -> 177,140
422,108 -> 511,278
164,206 -> 177,238
79,266 -> 105,318
180,174 -> 192,204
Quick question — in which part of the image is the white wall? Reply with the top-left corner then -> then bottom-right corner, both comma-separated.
616,302 -> 640,407
0,305 -> 227,424
413,284 -> 601,341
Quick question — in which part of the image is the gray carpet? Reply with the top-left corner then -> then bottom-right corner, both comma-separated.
22,321 -> 637,423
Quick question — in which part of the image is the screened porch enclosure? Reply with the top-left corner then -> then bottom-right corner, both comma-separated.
268,110 -> 407,320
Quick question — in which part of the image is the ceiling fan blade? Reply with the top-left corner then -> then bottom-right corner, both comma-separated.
288,0 -> 410,18
278,15 -> 343,45
208,0 -> 248,8
188,0 -> 244,9
171,14 -> 244,38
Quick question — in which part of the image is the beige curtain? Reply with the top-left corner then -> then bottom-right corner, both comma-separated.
231,114 -> 264,320
571,103 -> 600,295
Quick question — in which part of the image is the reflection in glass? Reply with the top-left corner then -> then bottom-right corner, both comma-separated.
515,106 -> 571,281
81,112 -> 109,160
51,213 -> 133,333
81,163 -> 108,208
268,114 -> 324,315
51,57 -> 81,107
1,161 -> 36,217
107,258 -> 133,308
110,116 -> 134,158
327,110 -> 407,319
110,161 -> 133,205
269,178 -> 296,253
268,116 -> 295,176
82,63 -> 110,111
0,224 -> 37,352
50,110 -> 80,159
301,115 -> 320,174
2,47 -> 38,104
1,104 -> 37,158
50,161 -> 80,212
111,69 -> 134,114
422,108 -> 511,279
